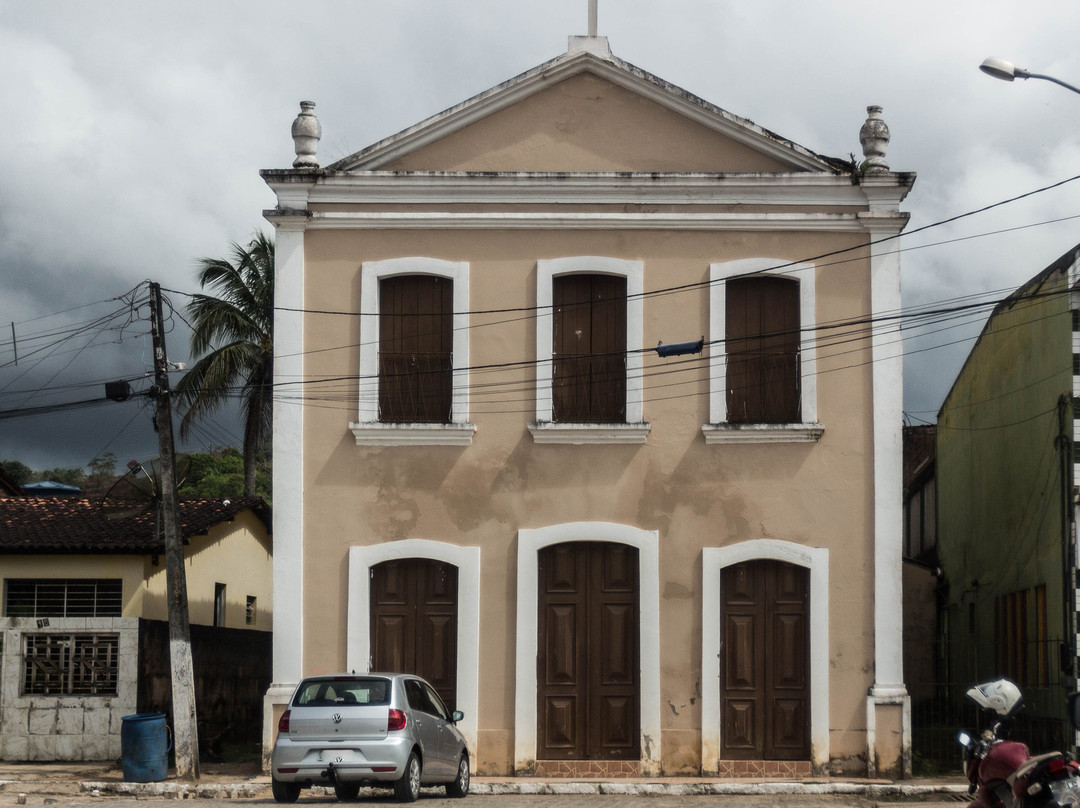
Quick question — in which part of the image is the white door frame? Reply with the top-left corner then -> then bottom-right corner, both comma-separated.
515,522 -> 661,774
701,540 -> 829,772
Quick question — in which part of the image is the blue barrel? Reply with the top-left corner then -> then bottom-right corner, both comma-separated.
120,713 -> 171,782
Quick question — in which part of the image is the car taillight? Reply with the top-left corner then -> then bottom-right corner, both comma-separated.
388,709 -> 407,731
278,709 -> 291,733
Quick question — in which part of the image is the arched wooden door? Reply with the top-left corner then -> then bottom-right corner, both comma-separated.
720,559 -> 809,760
537,541 -> 639,760
370,559 -> 458,711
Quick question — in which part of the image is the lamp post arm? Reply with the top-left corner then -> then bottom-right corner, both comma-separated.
1021,70 -> 1080,97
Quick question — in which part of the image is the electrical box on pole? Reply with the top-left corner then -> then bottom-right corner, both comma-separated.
149,282 -> 200,781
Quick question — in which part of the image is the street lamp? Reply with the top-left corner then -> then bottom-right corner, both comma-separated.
980,57 -> 1080,96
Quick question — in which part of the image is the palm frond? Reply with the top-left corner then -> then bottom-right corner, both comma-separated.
178,230 -> 275,482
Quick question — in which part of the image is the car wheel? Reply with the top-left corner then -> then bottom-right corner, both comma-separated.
445,753 -> 470,798
334,780 -> 360,801
272,777 -> 301,804
393,752 -> 421,803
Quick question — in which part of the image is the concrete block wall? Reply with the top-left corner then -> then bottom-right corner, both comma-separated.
0,617 -> 138,761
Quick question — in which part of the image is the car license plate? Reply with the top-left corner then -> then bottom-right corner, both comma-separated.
317,749 -> 359,764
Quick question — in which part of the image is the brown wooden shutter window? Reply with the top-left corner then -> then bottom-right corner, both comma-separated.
378,275 -> 453,423
726,276 -> 800,424
552,274 -> 627,423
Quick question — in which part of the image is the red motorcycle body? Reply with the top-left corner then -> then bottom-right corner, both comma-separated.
966,740 -> 1030,808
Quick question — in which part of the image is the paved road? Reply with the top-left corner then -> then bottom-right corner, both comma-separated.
0,793 -> 962,808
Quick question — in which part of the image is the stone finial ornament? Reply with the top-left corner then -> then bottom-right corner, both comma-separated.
859,105 -> 890,174
291,101 -> 322,169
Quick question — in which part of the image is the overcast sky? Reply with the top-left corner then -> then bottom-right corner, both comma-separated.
2,0 -> 1079,472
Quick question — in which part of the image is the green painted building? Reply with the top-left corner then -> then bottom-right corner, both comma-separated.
937,244 -> 1080,746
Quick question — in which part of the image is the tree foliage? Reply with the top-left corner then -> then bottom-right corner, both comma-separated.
177,447 -> 271,502
174,232 -> 274,498
1,452 -> 120,498
1,460 -> 34,486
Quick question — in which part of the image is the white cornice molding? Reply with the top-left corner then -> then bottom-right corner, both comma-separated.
304,211 -> 875,232
857,210 -> 911,234
263,177 -> 317,212
297,171 -> 914,208
262,210 -> 310,229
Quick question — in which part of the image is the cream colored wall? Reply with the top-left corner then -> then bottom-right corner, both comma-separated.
0,556 -> 146,616
143,511 -> 273,631
299,225 -> 876,772
385,73 -> 794,173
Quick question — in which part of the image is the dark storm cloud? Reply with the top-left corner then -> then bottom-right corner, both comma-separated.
1,0 -> 1079,468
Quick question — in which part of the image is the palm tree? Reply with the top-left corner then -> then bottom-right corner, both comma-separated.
175,232 -> 274,497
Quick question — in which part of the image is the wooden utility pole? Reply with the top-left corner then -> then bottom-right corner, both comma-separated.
149,282 -> 200,781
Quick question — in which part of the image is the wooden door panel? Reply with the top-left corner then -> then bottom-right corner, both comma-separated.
723,701 -> 757,749
721,560 -> 809,760
723,615 -> 757,690
544,697 -> 577,750
599,603 -> 634,683
772,614 -> 806,689
420,613 -> 455,690
371,559 -> 458,711
538,542 -> 639,760
373,615 -> 408,672
771,699 -> 806,749
598,695 -> 634,751
546,545 -> 580,591
602,545 -> 635,590
544,605 -> 579,684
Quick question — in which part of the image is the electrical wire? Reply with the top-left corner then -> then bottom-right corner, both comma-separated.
6,177 -> 1080,428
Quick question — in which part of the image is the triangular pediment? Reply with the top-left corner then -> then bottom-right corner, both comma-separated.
328,40 -> 843,175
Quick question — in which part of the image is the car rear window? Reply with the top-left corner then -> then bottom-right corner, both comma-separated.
294,677 -> 391,707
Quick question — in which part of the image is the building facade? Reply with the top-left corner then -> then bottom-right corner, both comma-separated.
262,36 -> 914,777
936,245 -> 1080,747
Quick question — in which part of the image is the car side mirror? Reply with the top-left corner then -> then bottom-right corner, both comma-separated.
451,710 -> 464,724
1068,692 -> 1080,731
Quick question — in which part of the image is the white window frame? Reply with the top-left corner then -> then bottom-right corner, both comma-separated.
350,257 -> 475,446
529,256 -> 649,444
703,258 -> 823,444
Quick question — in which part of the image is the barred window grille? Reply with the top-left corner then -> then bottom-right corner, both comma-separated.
23,633 -> 120,696
3,579 -> 122,618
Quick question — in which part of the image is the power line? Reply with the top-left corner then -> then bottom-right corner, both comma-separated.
6,176 -> 1080,428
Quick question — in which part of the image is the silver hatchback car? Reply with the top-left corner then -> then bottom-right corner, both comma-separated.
271,673 -> 469,803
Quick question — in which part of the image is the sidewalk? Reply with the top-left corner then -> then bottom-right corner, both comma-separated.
0,760 -> 972,801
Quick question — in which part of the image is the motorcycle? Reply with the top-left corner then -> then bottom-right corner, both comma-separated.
958,678 -> 1080,808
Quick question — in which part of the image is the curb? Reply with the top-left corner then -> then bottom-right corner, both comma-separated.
77,779 -> 971,799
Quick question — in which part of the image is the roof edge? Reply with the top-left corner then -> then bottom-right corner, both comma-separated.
937,242 -> 1080,420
